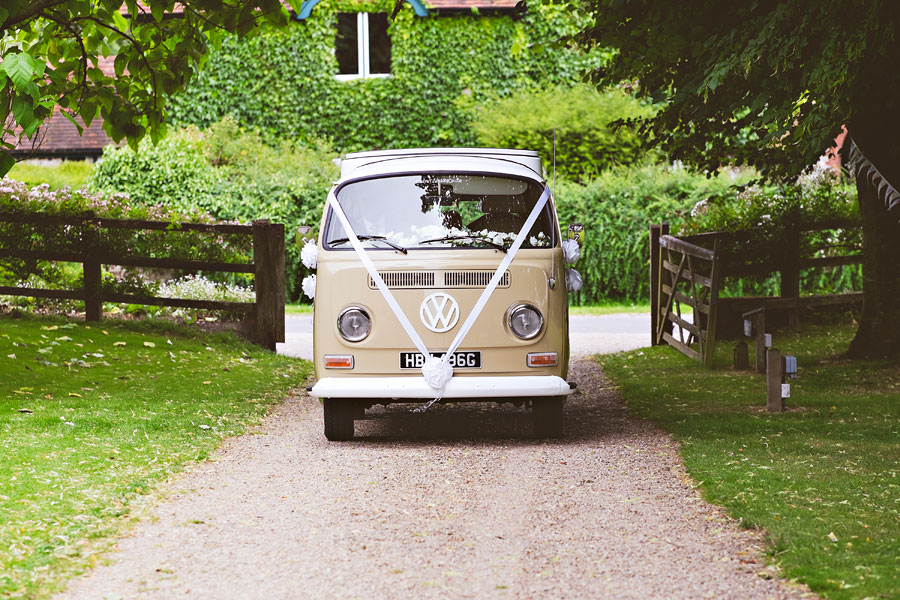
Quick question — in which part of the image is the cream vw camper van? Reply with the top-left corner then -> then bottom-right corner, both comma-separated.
308,148 -> 576,440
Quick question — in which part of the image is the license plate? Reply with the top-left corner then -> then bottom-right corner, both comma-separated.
399,351 -> 481,369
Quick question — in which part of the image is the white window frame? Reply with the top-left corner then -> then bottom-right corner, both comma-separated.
335,13 -> 391,81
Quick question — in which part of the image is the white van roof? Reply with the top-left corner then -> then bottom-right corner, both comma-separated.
339,148 -> 543,181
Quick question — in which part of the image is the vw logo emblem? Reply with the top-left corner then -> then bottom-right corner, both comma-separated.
420,293 -> 460,333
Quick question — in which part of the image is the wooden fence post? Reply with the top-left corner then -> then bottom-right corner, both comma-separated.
253,220 -> 284,351
703,239 -> 722,368
766,347 -> 784,412
82,212 -> 102,322
781,225 -> 801,328
649,224 -> 662,345
650,222 -> 670,345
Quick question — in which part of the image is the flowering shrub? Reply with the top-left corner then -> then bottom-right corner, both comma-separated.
679,161 -> 861,297
157,275 -> 255,303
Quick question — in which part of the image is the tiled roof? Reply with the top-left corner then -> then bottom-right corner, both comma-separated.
12,110 -> 115,159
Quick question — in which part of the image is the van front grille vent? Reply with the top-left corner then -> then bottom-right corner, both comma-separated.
368,271 -> 435,289
368,270 -> 510,289
444,271 -> 510,288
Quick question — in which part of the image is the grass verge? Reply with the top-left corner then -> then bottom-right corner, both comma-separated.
597,324 -> 900,600
0,314 -> 312,599
569,301 -> 650,315
285,302 -> 313,315
6,161 -> 93,190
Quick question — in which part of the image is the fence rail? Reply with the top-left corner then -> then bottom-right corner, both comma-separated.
0,213 -> 284,350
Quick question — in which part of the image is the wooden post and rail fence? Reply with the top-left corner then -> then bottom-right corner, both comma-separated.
0,213 -> 285,350
650,219 -> 863,367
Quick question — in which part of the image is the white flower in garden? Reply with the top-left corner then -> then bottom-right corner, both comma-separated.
562,239 -> 580,264
691,198 -> 709,217
302,274 -> 316,300
301,238 -> 318,269
565,268 -> 582,293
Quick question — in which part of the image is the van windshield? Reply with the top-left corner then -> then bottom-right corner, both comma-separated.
325,174 -> 554,251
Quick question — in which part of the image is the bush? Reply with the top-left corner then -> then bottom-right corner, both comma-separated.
7,160 -> 93,190
88,128 -> 220,213
471,84 -> 654,180
555,163 -> 749,303
87,118 -> 339,300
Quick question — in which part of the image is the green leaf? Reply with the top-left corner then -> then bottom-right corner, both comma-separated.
0,52 -> 42,91
79,100 -> 99,127
0,151 -> 14,177
11,95 -> 38,135
150,0 -> 165,23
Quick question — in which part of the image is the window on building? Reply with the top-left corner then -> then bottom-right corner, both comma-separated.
335,12 -> 391,80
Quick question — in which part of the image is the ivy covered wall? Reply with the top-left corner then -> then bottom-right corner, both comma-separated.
166,1 -> 601,152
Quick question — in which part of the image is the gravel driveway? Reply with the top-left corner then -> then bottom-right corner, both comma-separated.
58,358 -> 812,600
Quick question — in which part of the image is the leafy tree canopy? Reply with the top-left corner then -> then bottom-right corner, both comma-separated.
579,0 -> 900,356
0,0 -> 296,175
580,0 -> 900,185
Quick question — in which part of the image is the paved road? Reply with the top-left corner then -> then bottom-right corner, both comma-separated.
277,313 -> 651,360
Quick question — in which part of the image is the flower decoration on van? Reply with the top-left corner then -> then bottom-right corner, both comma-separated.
301,238 -> 318,269
302,273 -> 316,300
562,238 -> 580,264
562,238 -> 582,292
565,267 -> 582,293
301,238 -> 318,301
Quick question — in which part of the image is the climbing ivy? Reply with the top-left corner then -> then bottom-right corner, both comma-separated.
166,0 -> 604,151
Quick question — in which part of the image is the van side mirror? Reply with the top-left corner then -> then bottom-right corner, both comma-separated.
567,223 -> 584,244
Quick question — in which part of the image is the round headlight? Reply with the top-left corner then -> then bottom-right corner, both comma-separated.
337,307 -> 371,342
508,304 -> 543,340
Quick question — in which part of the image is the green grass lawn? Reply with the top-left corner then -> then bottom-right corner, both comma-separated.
598,325 -> 900,600
6,160 -> 93,190
0,315 -> 312,599
569,301 -> 649,315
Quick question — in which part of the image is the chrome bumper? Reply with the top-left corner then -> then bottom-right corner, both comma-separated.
309,375 -> 575,399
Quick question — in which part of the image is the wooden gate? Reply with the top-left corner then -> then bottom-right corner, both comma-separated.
651,231 -> 722,367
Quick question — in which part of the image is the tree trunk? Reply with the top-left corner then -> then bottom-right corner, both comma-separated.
847,173 -> 900,357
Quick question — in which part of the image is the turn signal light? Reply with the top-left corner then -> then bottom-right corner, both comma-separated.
324,354 -> 354,369
527,352 -> 558,367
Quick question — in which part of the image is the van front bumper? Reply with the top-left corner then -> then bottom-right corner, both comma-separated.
309,375 -> 575,399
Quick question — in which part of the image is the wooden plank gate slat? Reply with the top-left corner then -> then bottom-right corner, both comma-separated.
653,233 -> 722,367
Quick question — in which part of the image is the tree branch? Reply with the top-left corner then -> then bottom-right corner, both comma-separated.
0,0 -> 71,32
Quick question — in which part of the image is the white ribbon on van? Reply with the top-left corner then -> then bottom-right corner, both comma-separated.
327,184 -> 552,410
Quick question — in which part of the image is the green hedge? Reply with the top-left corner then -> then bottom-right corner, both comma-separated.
88,120 -> 337,300
555,163 -> 750,303
165,1 -> 604,151
471,84 -> 653,180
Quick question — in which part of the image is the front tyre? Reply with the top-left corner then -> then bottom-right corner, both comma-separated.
532,396 -> 564,438
323,398 -> 355,441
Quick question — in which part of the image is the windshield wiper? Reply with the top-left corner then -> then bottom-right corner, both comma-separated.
330,235 -> 407,254
418,234 -> 507,253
